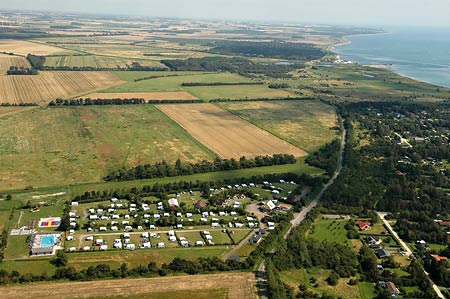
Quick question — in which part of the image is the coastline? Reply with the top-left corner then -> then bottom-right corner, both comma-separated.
331,31 -> 450,89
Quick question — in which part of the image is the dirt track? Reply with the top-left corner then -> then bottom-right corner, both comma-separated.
159,103 -> 306,159
0,272 -> 256,299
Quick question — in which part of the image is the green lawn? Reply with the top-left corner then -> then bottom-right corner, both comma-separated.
219,100 -> 338,153
358,281 -> 376,299
3,235 -> 30,259
0,258 -> 58,276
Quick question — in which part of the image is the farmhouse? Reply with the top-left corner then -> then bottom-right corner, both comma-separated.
356,220 -> 371,231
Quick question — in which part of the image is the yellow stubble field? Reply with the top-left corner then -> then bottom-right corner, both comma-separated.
158,103 -> 307,159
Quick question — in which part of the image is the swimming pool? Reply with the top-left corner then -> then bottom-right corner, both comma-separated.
40,235 -> 55,248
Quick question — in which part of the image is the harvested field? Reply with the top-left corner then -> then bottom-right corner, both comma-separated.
85,91 -> 197,100
159,103 -> 306,158
0,54 -> 31,74
0,71 -> 124,105
0,272 -> 257,299
219,100 -> 338,153
0,39 -> 70,56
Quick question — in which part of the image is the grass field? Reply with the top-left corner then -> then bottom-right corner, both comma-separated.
4,158 -> 322,199
185,85 -> 294,101
158,103 -> 306,159
44,55 -> 164,69
0,71 -> 123,105
307,217 -> 350,245
68,246 -> 230,268
85,91 -> 198,100
0,272 -> 256,299
219,100 -> 338,153
103,72 -> 292,100
0,105 -> 215,190
103,72 -> 253,93
280,268 -> 361,299
358,281 -> 376,299
0,54 -> 31,74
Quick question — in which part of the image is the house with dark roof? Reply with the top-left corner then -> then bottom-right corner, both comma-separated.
366,236 -> 382,248
375,249 -> 391,259
249,234 -> 262,244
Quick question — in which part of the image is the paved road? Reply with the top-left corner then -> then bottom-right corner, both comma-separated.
377,212 -> 413,257
222,229 -> 255,261
257,121 -> 347,298
378,212 -> 445,299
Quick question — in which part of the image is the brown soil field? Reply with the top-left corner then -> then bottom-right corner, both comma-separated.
0,272 -> 257,299
0,39 -> 70,56
158,103 -> 306,158
0,71 -> 124,105
85,91 -> 198,100
0,54 -> 31,74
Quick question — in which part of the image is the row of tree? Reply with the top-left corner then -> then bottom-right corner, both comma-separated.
6,66 -> 38,75
104,155 -> 297,181
181,82 -> 263,87
48,98 -> 203,106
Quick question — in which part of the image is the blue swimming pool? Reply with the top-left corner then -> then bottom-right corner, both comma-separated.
40,235 -> 55,248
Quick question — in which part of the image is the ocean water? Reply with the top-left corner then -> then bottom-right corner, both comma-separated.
334,27 -> 450,88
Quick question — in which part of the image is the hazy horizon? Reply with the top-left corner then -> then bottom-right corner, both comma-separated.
1,0 -> 450,28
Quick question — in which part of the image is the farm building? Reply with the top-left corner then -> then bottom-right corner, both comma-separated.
356,220 -> 371,231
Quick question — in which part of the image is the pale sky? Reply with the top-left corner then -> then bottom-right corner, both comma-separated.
1,0 -> 450,27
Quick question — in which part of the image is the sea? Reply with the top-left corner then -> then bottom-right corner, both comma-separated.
334,27 -> 450,88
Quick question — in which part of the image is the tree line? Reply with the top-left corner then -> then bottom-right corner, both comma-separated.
162,56 -> 299,78
6,66 -> 38,75
48,98 -> 203,106
104,154 -> 297,181
181,82 -> 263,87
